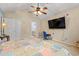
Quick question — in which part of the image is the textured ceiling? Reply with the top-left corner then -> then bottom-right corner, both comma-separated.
0,3 -> 79,20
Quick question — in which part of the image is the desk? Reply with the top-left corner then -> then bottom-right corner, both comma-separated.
0,34 -> 10,41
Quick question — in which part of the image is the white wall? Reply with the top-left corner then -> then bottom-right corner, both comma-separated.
40,7 -> 79,45
0,6 -> 79,45
3,10 -> 41,40
4,18 -> 21,40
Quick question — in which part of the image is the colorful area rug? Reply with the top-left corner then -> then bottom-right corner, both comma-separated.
0,38 -> 71,56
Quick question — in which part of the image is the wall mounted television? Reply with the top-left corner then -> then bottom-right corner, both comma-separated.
48,17 -> 66,29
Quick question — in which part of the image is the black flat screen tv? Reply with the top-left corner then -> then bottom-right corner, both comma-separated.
48,17 -> 66,29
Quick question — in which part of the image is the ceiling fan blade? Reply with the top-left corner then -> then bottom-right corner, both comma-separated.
43,7 -> 48,10
40,11 -> 47,14
31,6 -> 36,8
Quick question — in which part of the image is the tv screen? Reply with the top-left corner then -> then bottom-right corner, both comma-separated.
48,17 -> 66,29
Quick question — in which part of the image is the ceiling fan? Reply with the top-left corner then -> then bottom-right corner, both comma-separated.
30,3 -> 48,16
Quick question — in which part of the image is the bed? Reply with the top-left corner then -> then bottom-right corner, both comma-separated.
0,37 -> 71,56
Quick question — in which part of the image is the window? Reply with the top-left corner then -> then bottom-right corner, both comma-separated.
31,22 -> 37,36
32,22 -> 37,31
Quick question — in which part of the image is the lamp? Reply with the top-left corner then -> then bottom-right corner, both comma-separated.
1,17 -> 6,35
0,17 -> 10,41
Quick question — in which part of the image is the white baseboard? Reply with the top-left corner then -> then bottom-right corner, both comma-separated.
53,39 -> 78,47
